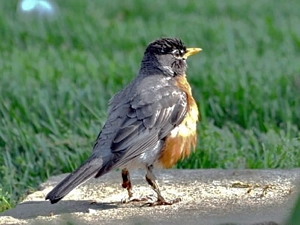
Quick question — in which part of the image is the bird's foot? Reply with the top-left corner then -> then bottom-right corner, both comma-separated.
122,194 -> 154,204
141,197 -> 181,207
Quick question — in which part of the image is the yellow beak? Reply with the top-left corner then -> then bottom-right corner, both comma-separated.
183,48 -> 202,59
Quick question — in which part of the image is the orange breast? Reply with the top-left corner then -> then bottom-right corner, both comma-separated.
158,75 -> 199,168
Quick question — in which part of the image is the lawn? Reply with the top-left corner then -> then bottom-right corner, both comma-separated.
0,0 -> 299,212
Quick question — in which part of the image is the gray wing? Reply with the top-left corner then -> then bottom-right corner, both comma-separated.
93,77 -> 188,177
111,86 -> 187,165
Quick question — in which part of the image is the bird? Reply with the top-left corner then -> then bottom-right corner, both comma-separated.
45,37 -> 201,206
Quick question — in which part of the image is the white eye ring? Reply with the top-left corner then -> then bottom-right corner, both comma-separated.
172,49 -> 181,57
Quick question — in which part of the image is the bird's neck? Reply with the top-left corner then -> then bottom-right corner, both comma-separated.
139,54 -> 174,77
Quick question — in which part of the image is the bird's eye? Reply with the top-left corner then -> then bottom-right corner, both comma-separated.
172,49 -> 181,58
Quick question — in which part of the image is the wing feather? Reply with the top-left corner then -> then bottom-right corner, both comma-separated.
93,76 -> 188,171
110,86 -> 187,166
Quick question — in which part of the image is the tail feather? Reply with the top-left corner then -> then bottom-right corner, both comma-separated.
45,157 -> 104,204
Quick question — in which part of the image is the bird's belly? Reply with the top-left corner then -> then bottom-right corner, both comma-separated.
158,105 -> 198,168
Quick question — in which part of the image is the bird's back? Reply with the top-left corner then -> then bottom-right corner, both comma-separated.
92,74 -> 188,173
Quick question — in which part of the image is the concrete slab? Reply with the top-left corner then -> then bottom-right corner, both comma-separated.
1,169 -> 299,225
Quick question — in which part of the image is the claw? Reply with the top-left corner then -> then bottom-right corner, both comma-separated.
141,197 -> 182,207
122,195 -> 148,204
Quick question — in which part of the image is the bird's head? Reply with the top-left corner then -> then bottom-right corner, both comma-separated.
140,37 -> 202,77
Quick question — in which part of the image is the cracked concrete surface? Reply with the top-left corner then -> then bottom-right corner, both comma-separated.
1,169 -> 299,225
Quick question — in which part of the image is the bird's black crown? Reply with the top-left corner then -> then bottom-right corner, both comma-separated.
145,38 -> 187,56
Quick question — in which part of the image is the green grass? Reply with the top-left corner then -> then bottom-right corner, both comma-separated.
0,0 -> 300,212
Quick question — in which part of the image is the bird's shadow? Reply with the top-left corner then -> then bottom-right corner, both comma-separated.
1,200 -> 122,220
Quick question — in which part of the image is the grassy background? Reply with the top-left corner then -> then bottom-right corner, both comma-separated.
0,0 -> 300,212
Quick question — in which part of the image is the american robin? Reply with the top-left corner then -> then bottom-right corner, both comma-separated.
46,37 -> 201,206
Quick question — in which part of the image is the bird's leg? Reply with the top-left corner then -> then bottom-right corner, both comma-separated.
121,168 -> 147,203
143,165 -> 181,206
121,168 -> 134,198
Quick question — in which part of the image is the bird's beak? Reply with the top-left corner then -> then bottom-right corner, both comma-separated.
183,48 -> 202,59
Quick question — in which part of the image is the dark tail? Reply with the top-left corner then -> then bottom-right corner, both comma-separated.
45,156 -> 105,204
